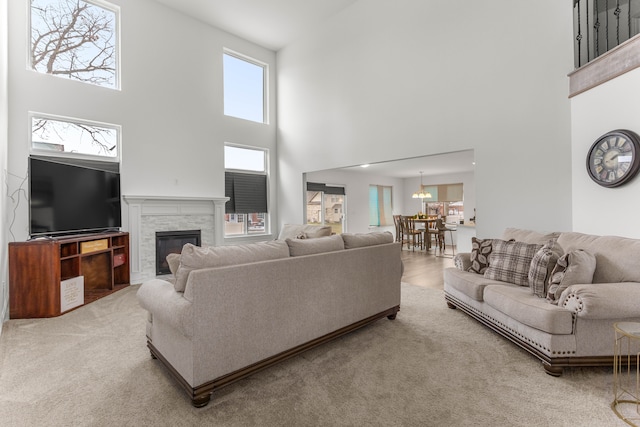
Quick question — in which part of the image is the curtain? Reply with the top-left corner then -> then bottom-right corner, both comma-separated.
369,185 -> 393,226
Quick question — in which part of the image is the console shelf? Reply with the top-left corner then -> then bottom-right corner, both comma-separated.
9,232 -> 130,319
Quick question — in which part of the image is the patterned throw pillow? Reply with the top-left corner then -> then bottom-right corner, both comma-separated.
528,239 -> 562,298
484,239 -> 543,286
467,237 -> 493,274
546,249 -> 596,304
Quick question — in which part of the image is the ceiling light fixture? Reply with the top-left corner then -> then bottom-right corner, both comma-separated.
412,171 -> 432,199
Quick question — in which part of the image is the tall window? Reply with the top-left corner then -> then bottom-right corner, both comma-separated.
224,145 -> 268,236
369,185 -> 393,226
30,113 -> 120,161
30,0 -> 119,89
223,50 -> 266,123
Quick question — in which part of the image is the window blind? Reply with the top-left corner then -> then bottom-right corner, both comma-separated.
225,172 -> 267,214
306,182 -> 345,195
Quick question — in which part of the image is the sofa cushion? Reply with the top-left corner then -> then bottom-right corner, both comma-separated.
484,239 -> 542,286
483,285 -> 575,335
278,224 -> 332,240
444,267 -> 505,302
556,232 -> 640,284
174,241 -> 290,292
528,240 -> 563,298
341,231 -> 394,249
546,249 -> 596,304
286,234 -> 345,256
502,228 -> 560,245
467,237 -> 493,274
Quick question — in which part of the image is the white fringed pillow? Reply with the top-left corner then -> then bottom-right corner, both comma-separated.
546,249 -> 596,304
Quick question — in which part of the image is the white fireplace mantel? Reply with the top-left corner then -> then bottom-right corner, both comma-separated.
123,195 -> 228,283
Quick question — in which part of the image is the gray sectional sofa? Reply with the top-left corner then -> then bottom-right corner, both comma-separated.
137,231 -> 402,407
444,227 -> 640,376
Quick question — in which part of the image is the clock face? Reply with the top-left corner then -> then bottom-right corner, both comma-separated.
587,130 -> 640,187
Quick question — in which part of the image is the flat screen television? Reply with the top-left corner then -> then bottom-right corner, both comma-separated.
29,156 -> 122,237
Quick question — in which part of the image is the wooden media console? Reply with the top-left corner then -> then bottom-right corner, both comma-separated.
9,232 -> 130,319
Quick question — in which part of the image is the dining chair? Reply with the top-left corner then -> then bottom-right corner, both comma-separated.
392,214 -> 403,243
435,216 -> 456,258
424,220 -> 439,250
400,216 -> 423,251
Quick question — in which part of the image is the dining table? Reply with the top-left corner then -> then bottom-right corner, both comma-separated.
408,217 -> 437,249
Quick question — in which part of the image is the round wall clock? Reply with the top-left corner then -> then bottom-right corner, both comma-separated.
586,129 -> 640,188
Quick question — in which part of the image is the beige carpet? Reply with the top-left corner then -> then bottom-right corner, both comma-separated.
0,283 -> 625,426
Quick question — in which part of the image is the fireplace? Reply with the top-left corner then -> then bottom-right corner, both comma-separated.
156,230 -> 201,275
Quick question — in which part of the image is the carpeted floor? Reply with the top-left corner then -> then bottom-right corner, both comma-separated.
0,283 -> 626,426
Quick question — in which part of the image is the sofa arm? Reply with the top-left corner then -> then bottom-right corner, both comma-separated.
136,279 -> 193,337
559,282 -> 640,319
453,253 -> 472,271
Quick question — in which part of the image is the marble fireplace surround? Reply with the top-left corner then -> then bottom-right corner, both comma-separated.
123,195 -> 228,283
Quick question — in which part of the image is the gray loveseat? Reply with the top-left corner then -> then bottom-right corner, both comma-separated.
444,228 -> 640,376
137,231 -> 402,406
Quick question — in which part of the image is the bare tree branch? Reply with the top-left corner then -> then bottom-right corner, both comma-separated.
31,0 -> 116,87
32,118 -> 117,156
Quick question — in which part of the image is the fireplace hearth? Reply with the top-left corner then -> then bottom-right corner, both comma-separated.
156,230 -> 201,275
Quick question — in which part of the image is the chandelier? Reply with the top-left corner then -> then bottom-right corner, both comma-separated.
412,171 -> 432,199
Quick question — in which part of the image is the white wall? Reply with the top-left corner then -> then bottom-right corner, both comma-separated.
305,169 -> 405,234
1,0 -> 8,323
570,68 -> 640,238
277,0 -> 574,239
4,0 -> 277,318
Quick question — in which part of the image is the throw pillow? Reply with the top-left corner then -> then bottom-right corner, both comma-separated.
277,224 -> 332,240
286,234 -> 345,256
166,253 -> 181,276
546,249 -> 596,304
501,228 -> 561,245
467,237 -> 493,274
484,239 -> 543,286
528,239 -> 563,298
341,231 -> 394,249
173,241 -> 291,292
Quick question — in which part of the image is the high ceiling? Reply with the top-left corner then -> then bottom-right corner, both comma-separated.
151,0 -> 359,51
150,1 -> 475,179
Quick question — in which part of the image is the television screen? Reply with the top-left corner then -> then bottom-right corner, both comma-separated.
29,157 -> 122,237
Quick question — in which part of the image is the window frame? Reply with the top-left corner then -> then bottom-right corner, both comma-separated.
222,49 -> 268,124
28,0 -> 121,90
29,111 -> 121,163
224,144 -> 270,237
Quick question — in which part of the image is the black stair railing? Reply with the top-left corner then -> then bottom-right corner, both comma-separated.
574,0 -> 640,68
